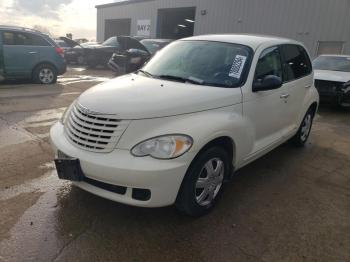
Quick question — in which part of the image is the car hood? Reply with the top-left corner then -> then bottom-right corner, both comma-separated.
314,70 -> 350,83
77,74 -> 242,119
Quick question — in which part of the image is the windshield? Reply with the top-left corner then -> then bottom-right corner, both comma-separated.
141,40 -> 168,54
142,40 -> 252,88
102,37 -> 118,47
313,56 -> 350,72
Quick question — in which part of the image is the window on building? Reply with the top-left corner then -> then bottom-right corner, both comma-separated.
317,41 -> 344,56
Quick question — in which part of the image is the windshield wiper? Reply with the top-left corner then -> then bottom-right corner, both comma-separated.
156,75 -> 205,85
138,69 -> 154,78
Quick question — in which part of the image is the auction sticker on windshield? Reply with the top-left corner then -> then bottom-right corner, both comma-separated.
229,55 -> 247,78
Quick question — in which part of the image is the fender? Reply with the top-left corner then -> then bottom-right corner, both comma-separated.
297,84 -> 320,126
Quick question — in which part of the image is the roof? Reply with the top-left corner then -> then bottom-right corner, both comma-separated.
96,0 -> 154,9
183,34 -> 300,50
0,25 -> 43,34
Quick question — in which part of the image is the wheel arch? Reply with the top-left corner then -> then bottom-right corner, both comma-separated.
309,101 -> 318,116
191,136 -> 236,181
32,61 -> 58,78
176,135 -> 236,207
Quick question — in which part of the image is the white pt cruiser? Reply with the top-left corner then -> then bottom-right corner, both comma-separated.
51,35 -> 319,216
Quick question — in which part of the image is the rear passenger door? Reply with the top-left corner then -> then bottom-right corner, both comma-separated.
2,31 -> 40,77
280,44 -> 313,137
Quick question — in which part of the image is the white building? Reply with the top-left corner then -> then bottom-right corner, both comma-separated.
96,0 -> 350,57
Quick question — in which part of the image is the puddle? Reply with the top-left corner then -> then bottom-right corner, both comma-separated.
0,167 -> 62,201
0,169 -> 71,262
0,119 -> 38,148
58,75 -> 111,86
0,108 -> 65,148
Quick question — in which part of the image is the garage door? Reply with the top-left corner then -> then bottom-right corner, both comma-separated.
317,41 -> 344,56
104,19 -> 131,40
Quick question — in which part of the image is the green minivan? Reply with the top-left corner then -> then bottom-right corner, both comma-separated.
0,25 -> 67,84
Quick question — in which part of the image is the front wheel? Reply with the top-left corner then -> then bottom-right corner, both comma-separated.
176,147 -> 230,217
291,109 -> 314,147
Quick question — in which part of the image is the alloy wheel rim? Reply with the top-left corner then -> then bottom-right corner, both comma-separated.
300,114 -> 312,141
195,158 -> 224,206
39,68 -> 54,84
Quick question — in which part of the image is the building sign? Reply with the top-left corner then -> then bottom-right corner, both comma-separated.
137,19 -> 151,36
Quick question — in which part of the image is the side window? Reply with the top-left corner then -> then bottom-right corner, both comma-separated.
281,45 -> 312,82
30,34 -> 50,46
2,32 -> 50,46
254,46 -> 283,82
3,32 -> 15,45
15,33 -> 32,45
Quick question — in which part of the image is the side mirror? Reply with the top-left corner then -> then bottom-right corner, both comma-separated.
253,75 -> 283,92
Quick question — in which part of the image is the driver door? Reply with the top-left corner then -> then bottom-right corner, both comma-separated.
242,46 -> 288,160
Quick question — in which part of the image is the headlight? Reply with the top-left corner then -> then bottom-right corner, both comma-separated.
131,135 -> 193,159
59,101 -> 75,125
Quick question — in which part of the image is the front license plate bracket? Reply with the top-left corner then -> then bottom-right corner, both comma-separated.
54,158 -> 84,182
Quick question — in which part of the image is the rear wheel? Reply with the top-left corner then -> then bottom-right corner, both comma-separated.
291,108 -> 314,147
176,147 -> 230,217
33,64 -> 57,84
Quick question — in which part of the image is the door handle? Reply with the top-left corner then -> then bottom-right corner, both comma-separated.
305,85 -> 311,88
280,94 -> 290,99
29,51 -> 37,54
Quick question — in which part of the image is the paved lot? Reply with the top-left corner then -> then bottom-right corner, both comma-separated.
0,68 -> 349,262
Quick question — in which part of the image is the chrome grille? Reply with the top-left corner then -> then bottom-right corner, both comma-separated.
64,103 -> 130,153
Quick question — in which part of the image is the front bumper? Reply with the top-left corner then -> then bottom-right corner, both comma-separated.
315,80 -> 350,105
50,122 -> 196,207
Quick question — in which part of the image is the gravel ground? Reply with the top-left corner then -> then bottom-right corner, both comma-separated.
0,68 -> 349,262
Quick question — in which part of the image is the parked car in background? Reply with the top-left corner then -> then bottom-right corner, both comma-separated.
313,55 -> 350,108
51,34 -> 319,216
58,37 -> 85,65
140,39 -> 173,55
108,36 -> 151,74
82,36 -> 127,68
108,38 -> 172,74
80,42 -> 100,47
0,25 -> 66,84
55,39 -> 71,51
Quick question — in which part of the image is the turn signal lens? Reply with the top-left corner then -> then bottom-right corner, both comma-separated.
131,135 -> 193,159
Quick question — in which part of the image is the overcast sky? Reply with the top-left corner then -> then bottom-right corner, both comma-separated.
0,0 -> 118,40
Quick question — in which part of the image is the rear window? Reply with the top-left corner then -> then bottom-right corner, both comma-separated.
2,31 -> 50,46
281,45 -> 312,82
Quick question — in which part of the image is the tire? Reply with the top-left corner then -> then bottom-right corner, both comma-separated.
291,108 -> 315,147
33,64 -> 57,84
176,147 -> 230,217
77,56 -> 85,65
